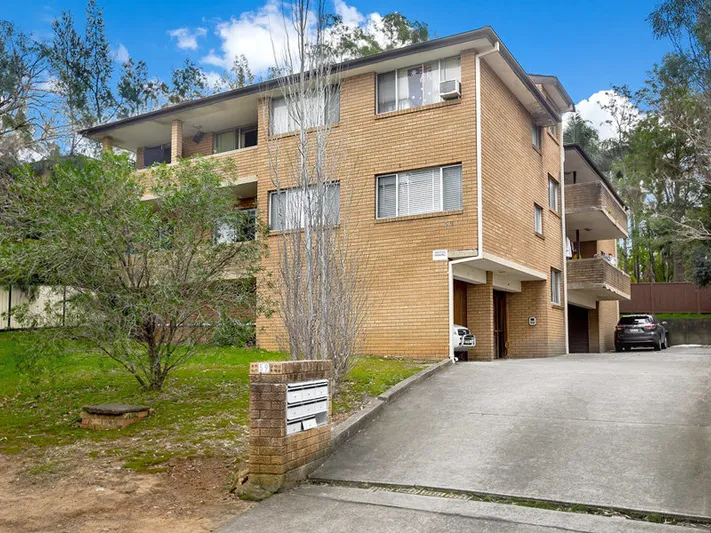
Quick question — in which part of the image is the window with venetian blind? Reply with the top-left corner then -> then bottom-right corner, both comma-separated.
376,164 -> 462,219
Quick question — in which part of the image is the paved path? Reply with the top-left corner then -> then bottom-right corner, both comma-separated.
314,347 -> 711,519
220,347 -> 711,532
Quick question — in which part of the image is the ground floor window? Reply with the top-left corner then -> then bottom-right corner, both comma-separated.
213,209 -> 257,244
376,164 -> 462,219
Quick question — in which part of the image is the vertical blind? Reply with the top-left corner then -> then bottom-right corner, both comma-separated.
269,183 -> 340,230
377,164 -> 462,219
270,90 -> 340,135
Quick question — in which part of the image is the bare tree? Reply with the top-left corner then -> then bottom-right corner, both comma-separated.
264,0 -> 367,384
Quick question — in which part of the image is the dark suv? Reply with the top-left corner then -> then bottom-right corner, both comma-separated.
615,315 -> 668,352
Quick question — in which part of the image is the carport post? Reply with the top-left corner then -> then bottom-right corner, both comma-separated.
448,256 -> 482,363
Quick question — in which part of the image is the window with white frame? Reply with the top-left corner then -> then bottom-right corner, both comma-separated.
532,123 -> 541,150
548,175 -> 559,212
550,268 -> 561,305
376,164 -> 462,219
376,56 -> 461,114
269,183 -> 340,230
270,89 -> 340,135
213,209 -> 257,244
534,204 -> 543,235
214,126 -> 258,154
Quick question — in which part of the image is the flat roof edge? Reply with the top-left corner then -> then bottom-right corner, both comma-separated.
82,25 -> 562,137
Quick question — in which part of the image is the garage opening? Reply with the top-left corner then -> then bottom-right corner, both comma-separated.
568,304 -> 589,353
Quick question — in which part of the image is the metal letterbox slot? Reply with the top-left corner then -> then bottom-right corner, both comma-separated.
285,380 -> 329,435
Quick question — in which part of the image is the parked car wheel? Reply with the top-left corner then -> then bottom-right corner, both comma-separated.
654,338 -> 662,351
615,345 -> 623,353
662,335 -> 669,349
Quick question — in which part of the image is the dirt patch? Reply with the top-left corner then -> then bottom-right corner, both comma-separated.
0,452 -> 252,533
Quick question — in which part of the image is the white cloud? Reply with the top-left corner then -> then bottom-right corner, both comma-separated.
202,0 -> 308,73
168,27 -> 207,50
113,43 -> 130,63
202,0 -> 386,76
334,0 -> 364,26
569,90 -> 641,141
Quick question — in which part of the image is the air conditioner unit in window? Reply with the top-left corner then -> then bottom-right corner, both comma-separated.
440,80 -> 461,100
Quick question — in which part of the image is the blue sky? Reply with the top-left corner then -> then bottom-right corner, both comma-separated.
7,0 -> 671,132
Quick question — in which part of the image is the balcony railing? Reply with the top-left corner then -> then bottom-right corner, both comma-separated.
567,257 -> 631,301
565,181 -> 628,240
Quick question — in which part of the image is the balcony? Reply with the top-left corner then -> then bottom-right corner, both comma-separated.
566,181 -> 628,241
567,257 -> 631,305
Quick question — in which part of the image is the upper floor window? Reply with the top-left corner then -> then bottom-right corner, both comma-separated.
548,175 -> 559,212
377,56 -> 461,114
270,89 -> 340,135
214,126 -> 257,154
532,123 -> 541,150
269,183 -> 340,230
534,204 -> 543,235
376,164 -> 462,219
144,144 -> 171,167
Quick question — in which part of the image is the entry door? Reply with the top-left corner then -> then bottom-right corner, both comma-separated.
568,305 -> 589,353
493,290 -> 507,359
453,280 -> 468,327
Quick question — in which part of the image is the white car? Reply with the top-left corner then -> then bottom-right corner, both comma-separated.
452,324 -> 476,352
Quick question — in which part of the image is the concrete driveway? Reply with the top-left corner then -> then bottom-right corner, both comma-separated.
313,346 -> 711,519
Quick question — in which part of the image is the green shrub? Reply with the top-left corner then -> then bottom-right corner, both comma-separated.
212,313 -> 256,347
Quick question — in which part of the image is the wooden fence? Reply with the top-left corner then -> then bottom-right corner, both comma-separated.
0,286 -> 66,330
619,283 -> 711,314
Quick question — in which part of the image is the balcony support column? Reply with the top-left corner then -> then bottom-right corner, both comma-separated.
171,120 -> 183,164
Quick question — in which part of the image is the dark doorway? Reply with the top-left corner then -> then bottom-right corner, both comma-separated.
453,280 -> 468,327
493,290 -> 507,359
568,304 -> 590,353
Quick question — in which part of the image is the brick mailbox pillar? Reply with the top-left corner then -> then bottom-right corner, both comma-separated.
248,359 -> 333,492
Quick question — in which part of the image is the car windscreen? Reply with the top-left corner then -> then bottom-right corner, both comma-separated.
618,316 -> 650,325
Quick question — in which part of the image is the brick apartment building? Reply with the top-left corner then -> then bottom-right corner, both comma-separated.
82,26 -> 630,360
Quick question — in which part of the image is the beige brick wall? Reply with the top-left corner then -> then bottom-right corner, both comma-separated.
257,49 -> 481,359
466,273 -> 494,360
134,48 -> 566,360
479,61 -> 566,358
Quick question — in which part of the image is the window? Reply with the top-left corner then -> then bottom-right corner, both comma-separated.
213,209 -> 257,244
534,204 -> 543,235
532,124 -> 541,150
548,176 -> 559,212
269,183 -> 340,230
376,56 -> 461,114
270,89 -> 340,135
550,268 -> 561,305
214,126 -> 258,154
547,124 -> 559,139
376,164 -> 462,219
144,144 -> 171,167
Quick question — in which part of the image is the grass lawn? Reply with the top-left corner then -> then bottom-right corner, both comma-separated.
0,331 -> 429,472
621,313 -> 711,319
